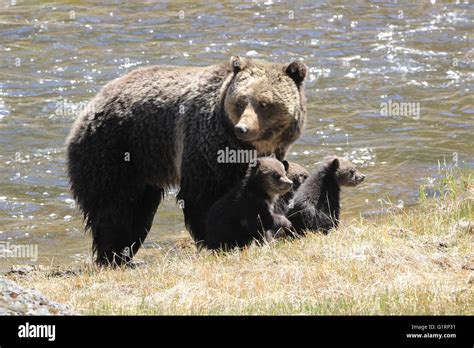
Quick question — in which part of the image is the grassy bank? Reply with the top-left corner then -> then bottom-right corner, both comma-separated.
7,168 -> 473,315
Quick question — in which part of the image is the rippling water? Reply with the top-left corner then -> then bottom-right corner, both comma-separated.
0,0 -> 472,267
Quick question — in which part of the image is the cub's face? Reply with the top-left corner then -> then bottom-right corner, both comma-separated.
255,157 -> 293,196
284,161 -> 310,191
224,56 -> 307,156
326,156 -> 365,187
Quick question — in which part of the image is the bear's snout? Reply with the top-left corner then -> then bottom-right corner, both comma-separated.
234,123 -> 248,136
357,173 -> 365,183
279,176 -> 293,192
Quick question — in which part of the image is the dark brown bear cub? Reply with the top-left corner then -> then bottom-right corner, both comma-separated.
287,156 -> 365,235
274,161 -> 310,215
205,157 -> 293,250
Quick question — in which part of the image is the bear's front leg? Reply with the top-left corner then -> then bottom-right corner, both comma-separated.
273,213 -> 292,229
268,213 -> 292,240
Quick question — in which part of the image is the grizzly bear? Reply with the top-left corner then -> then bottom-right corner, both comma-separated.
205,157 -> 293,250
274,161 -> 310,215
287,156 -> 365,235
66,56 -> 307,265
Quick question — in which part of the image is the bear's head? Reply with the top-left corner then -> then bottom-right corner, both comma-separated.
283,161 -> 310,192
249,157 -> 293,197
223,56 -> 307,158
324,156 -> 366,187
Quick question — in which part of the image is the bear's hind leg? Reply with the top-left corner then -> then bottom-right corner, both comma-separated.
92,185 -> 163,266
129,185 -> 164,259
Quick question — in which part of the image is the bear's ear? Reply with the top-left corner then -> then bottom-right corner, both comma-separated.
285,61 -> 307,88
252,159 -> 261,172
282,160 -> 289,172
230,56 -> 247,74
328,157 -> 340,172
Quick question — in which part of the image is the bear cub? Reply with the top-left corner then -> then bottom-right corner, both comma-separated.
274,161 -> 310,216
287,156 -> 365,235
205,157 -> 293,250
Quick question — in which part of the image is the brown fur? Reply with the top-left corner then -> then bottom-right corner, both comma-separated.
205,157 -> 293,250
66,56 -> 307,265
275,161 -> 310,215
287,156 -> 365,235
285,161 -> 310,189
223,57 -> 306,157
326,156 -> 365,187
254,157 -> 294,198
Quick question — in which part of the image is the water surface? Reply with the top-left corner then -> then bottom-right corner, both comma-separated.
0,0 -> 472,267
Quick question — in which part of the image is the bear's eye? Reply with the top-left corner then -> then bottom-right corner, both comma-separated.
236,101 -> 246,111
272,173 -> 281,180
259,102 -> 269,110
350,169 -> 355,176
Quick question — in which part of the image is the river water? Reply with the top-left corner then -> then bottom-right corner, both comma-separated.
0,0 -> 472,267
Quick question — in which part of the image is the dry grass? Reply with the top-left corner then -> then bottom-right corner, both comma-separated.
7,170 -> 474,315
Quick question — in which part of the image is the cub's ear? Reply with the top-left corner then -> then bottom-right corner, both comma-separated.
329,157 -> 340,172
248,159 -> 260,176
230,56 -> 247,74
281,160 -> 290,172
285,61 -> 307,88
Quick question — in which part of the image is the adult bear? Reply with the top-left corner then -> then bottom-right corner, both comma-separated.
66,56 -> 307,265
